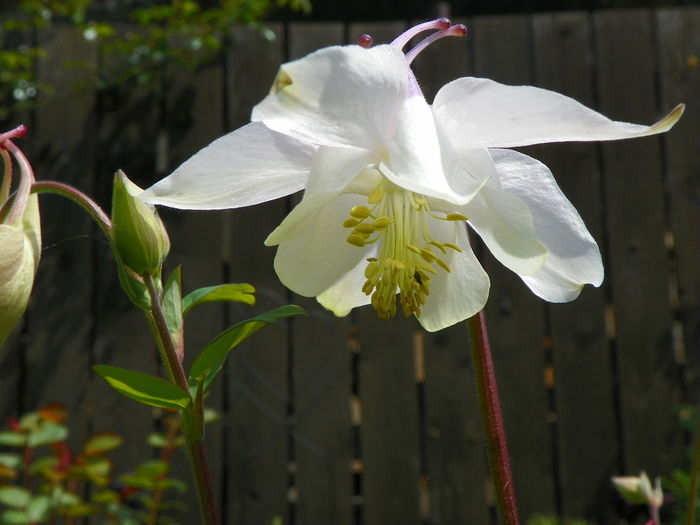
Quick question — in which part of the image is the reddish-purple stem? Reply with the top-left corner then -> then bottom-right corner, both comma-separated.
468,311 -> 520,525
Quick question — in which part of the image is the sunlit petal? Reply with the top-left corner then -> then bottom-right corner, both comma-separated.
142,122 -> 315,209
418,223 -> 489,332
434,77 -> 684,148
253,45 -> 410,150
490,149 -> 603,301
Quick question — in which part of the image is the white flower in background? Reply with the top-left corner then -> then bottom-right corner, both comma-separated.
141,18 -> 683,332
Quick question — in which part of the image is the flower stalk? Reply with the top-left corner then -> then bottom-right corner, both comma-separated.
143,273 -> 221,525
467,311 -> 520,525
687,417 -> 700,525
31,180 -> 112,237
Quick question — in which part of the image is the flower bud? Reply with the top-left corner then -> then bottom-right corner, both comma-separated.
612,471 -> 663,508
111,170 -> 170,275
0,173 -> 41,347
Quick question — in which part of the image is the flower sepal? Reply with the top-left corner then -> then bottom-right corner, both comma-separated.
111,170 -> 170,277
0,127 -> 41,347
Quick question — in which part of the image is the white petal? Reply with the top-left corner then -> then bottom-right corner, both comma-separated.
463,184 -> 547,277
272,194 -> 369,297
317,251 -> 376,316
417,224 -> 490,332
252,45 -> 410,150
380,96 -> 467,204
141,122 -> 315,210
439,146 -> 495,205
490,149 -> 603,301
265,145 -> 374,246
433,77 -> 684,149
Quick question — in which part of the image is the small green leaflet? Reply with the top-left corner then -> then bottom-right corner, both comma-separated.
182,283 -> 255,315
93,365 -> 190,410
83,432 -> 124,456
162,267 -> 184,356
189,305 -> 305,390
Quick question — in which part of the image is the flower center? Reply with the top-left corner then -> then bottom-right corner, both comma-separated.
343,176 -> 466,320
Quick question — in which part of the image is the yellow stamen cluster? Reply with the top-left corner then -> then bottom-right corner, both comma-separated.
342,181 -> 466,320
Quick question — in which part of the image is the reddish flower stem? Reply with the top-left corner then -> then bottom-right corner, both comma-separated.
467,311 -> 520,525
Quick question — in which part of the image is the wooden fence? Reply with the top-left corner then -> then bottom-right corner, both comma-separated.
1,7 -> 700,525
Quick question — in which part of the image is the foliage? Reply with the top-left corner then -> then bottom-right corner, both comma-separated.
527,515 -> 594,525
0,402 -> 193,524
661,405 -> 700,525
0,0 -> 312,118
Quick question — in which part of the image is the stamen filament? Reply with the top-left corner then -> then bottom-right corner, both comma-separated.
390,17 -> 452,50
405,24 -> 469,65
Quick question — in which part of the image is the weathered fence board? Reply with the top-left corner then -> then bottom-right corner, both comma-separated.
412,17 -> 492,525
1,10 -> 698,525
348,22 -> 426,525
472,14 -> 558,521
595,8 -> 684,476
25,25 -> 97,450
224,23 -> 291,525
286,20 -> 356,525
162,49 -> 229,522
532,11 -> 618,523
656,7 -> 700,398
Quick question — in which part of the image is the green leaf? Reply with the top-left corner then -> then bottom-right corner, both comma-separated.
0,432 -> 26,447
182,283 -> 255,315
0,454 -> 21,469
84,432 -> 124,456
26,495 -> 50,522
189,305 -> 305,392
162,267 -> 184,356
146,432 -> 168,448
27,423 -> 68,447
29,456 -> 58,475
0,486 -> 30,507
84,456 -> 112,486
93,365 -> 190,410
136,459 -> 168,479
91,490 -> 119,505
161,477 -> 187,493
0,509 -> 28,524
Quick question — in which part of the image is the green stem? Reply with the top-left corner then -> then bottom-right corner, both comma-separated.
143,274 -> 221,525
31,180 -> 112,237
467,311 -> 520,525
687,417 -> 700,525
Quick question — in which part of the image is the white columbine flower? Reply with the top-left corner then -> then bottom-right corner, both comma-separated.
141,19 -> 683,332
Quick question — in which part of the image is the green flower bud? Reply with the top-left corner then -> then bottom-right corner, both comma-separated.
0,185 -> 41,347
612,472 -> 663,508
111,170 -> 170,275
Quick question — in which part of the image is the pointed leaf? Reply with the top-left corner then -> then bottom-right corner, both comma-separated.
27,423 -> 67,447
146,433 -> 168,448
0,432 -> 26,447
84,432 -> 124,456
26,496 -> 50,522
0,454 -> 21,469
182,283 -> 255,315
162,267 -> 184,359
93,365 -> 190,410
0,510 -> 28,524
0,486 -> 30,507
189,305 -> 305,390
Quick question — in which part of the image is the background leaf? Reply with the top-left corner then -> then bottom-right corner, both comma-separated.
83,432 -> 124,456
0,486 -> 30,508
